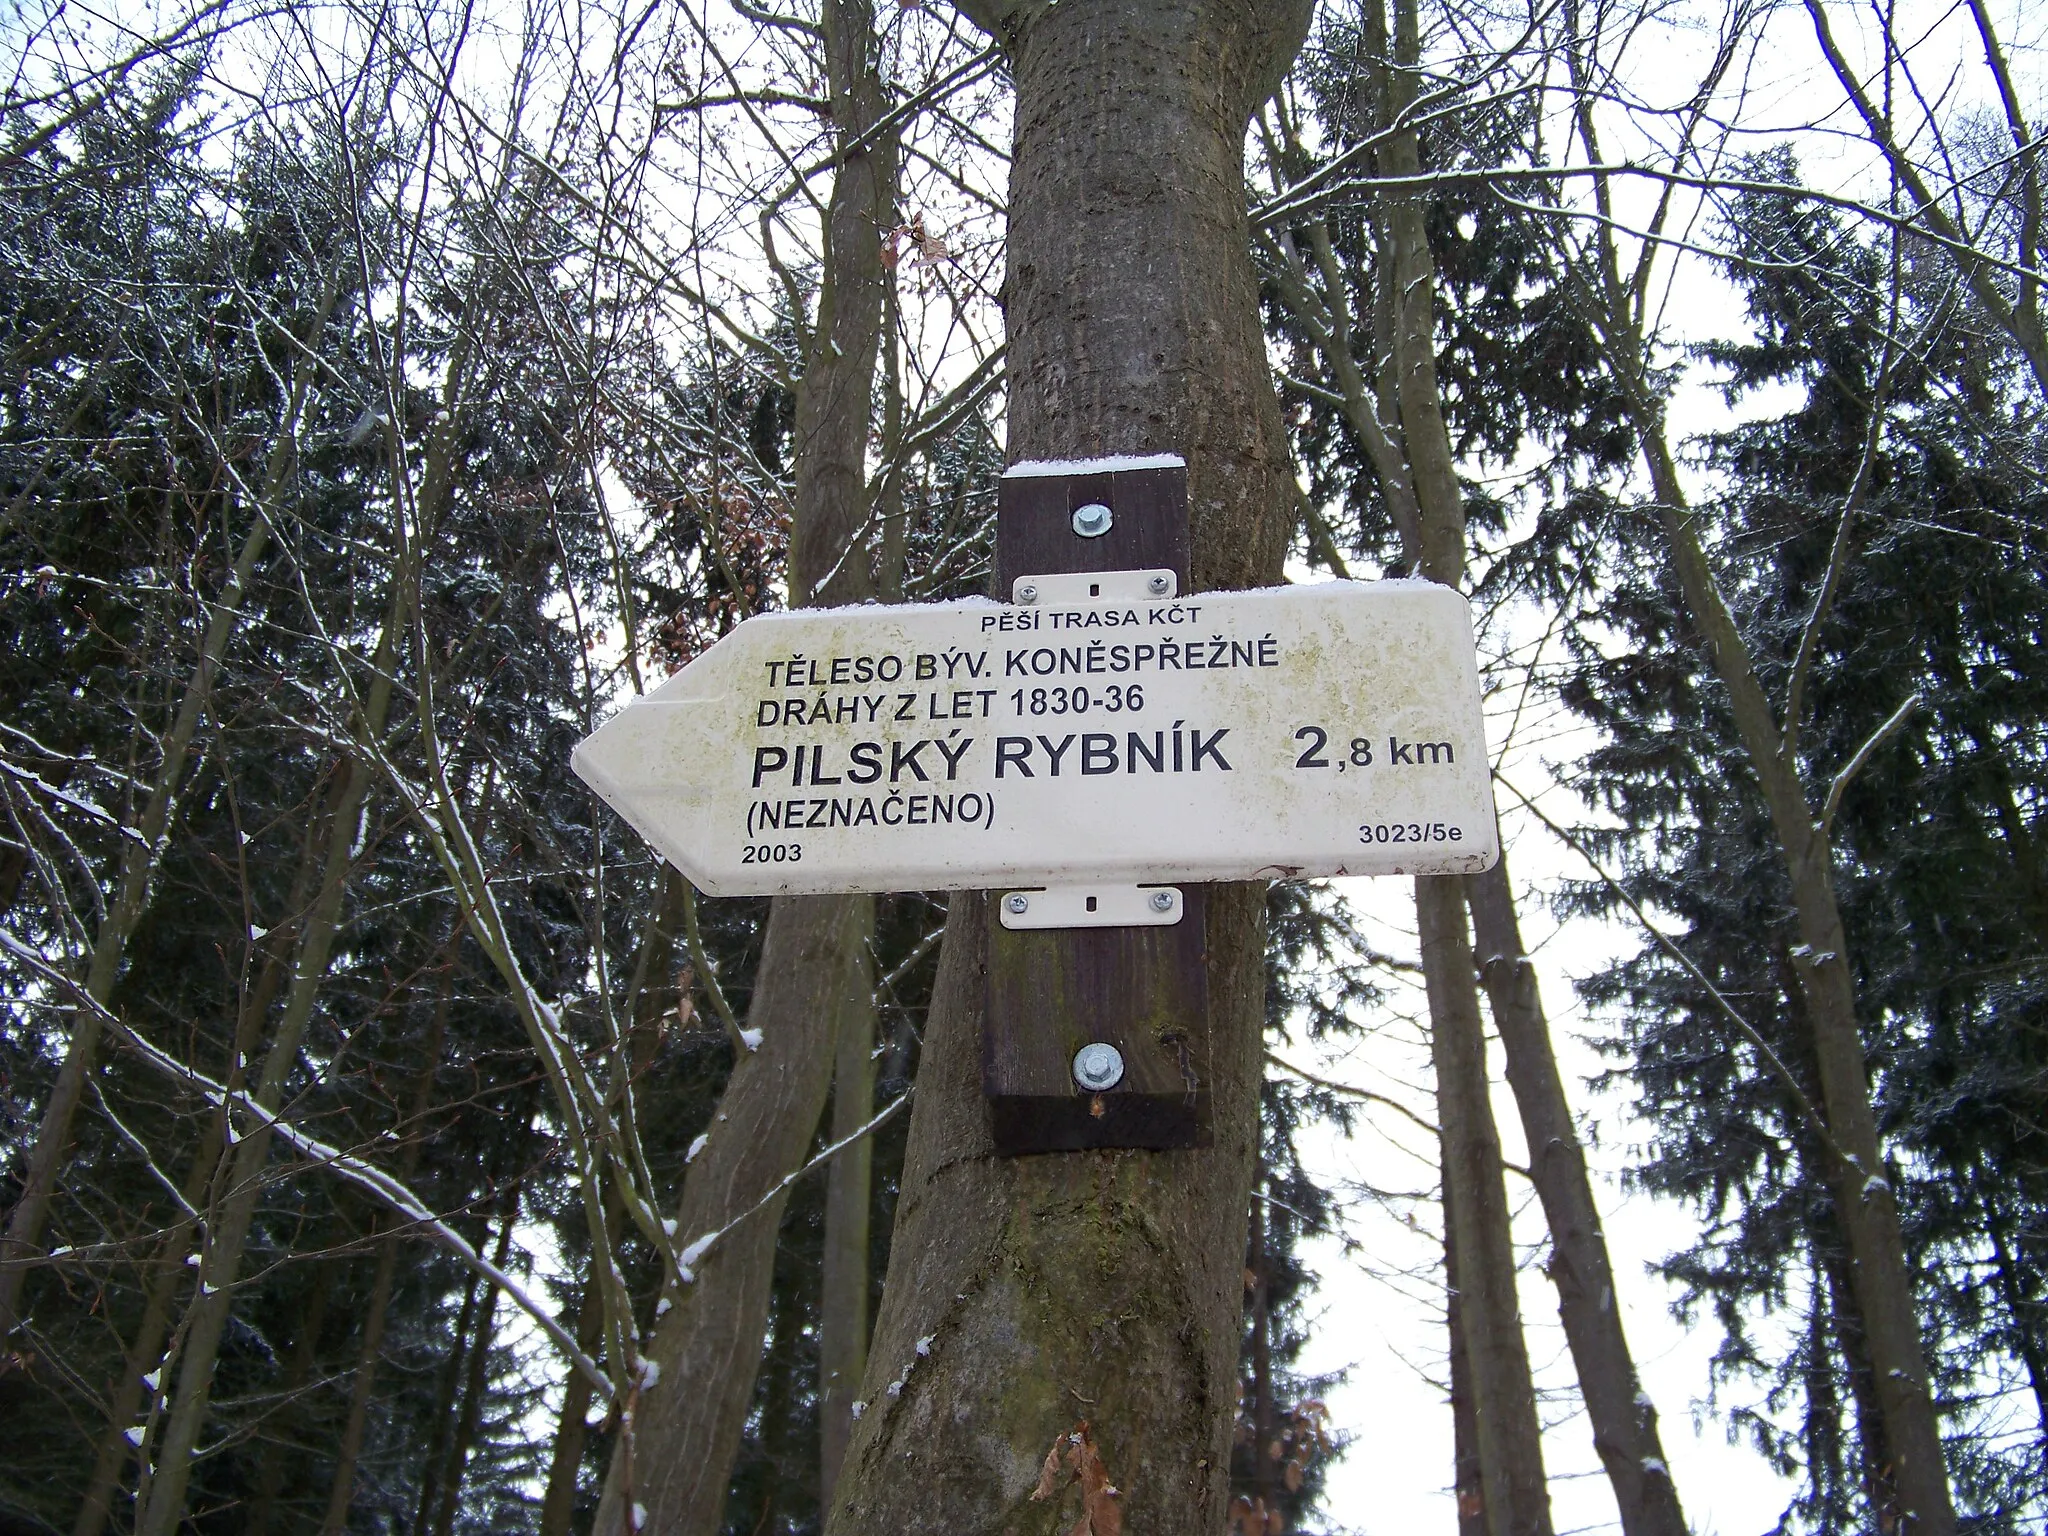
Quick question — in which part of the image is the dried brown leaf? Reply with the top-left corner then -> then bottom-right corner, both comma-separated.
1071,1423 -> 1122,1536
1031,1435 -> 1065,1502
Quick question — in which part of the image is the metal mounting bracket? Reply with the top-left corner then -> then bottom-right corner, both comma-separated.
998,885 -> 1184,929
1011,569 -> 1178,606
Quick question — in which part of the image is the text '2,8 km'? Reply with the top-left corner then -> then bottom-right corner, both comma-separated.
571,580 -> 1499,896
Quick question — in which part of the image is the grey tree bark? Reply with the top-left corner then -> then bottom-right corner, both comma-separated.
410,1264 -> 484,1536
1627,384 -> 1955,1536
1421,878 -> 1554,1536
70,876 -> 314,1536
1265,106 -> 1681,1518
818,935 -> 878,1504
540,872 -> 685,1536
135,268 -> 486,1536
431,1197 -> 521,1536
824,5 -> 1309,1532
592,896 -> 874,1536
243,1261 -> 336,1536
1468,859 -> 1685,1535
539,1251 -> 610,1536
1264,21 -> 1589,1525
591,8 -> 897,1530
135,673 -> 399,1536
1446,1211 -> 1488,1536
1380,0 -> 1555,1519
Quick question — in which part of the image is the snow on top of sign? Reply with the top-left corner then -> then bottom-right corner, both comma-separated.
767,593 -> 1004,623
1002,453 -> 1185,478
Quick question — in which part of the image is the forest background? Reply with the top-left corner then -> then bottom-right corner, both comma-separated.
0,0 -> 2041,1533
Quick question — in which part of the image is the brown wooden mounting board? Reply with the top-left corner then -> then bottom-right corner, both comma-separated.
983,459 -> 1210,1154
992,460 -> 1191,594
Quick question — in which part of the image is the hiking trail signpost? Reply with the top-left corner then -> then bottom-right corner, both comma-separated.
572,456 -> 1497,1150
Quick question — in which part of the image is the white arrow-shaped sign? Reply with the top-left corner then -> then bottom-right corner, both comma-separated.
571,578 -> 1498,896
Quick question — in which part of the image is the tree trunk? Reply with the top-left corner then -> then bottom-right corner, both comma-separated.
431,1199 -> 519,1536
71,909 -> 310,1536
784,0 -> 897,619
312,1226 -> 402,1534
1242,1171 -> 1279,1525
1468,858 -> 1686,1536
539,872 -> 684,1536
0,506 -> 276,1339
825,6 -> 1309,1532
1266,41 -> 1677,1518
1421,877 -> 1553,1536
592,896 -> 874,1536
1983,1197 -> 2048,1461
134,246 -> 491,1533
136,633 -> 402,1536
1623,390 -> 1956,1536
1550,35 -> 1951,1512
411,1267 -> 483,1536
318,935 -> 456,1536
1821,1231 -> 1897,1528
244,1261 -> 336,1536
818,932 -> 878,1505
538,1256 -> 608,1536
1380,3 -> 1553,1522
1447,1210 -> 1488,1536
591,6 -> 895,1531
0,264 -> 343,1339
1268,22 -> 1658,1511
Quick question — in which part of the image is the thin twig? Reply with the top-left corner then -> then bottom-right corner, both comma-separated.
1266,1051 -> 1441,1140
680,880 -> 752,1054
674,1090 -> 912,1282
1820,694 -> 1920,835
1491,777 -> 1851,1167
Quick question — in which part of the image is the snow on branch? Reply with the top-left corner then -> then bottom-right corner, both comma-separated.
0,930 -> 613,1399
674,1090 -> 912,1282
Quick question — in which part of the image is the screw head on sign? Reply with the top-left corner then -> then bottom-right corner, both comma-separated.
1148,890 -> 1175,913
1147,574 -> 1170,595
1004,893 -> 1029,915
1072,1042 -> 1125,1092
1071,502 -> 1113,538
1017,584 -> 1039,604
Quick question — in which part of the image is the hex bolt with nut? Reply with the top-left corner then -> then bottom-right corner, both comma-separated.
1072,1042 -> 1125,1092
1070,502 -> 1113,538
